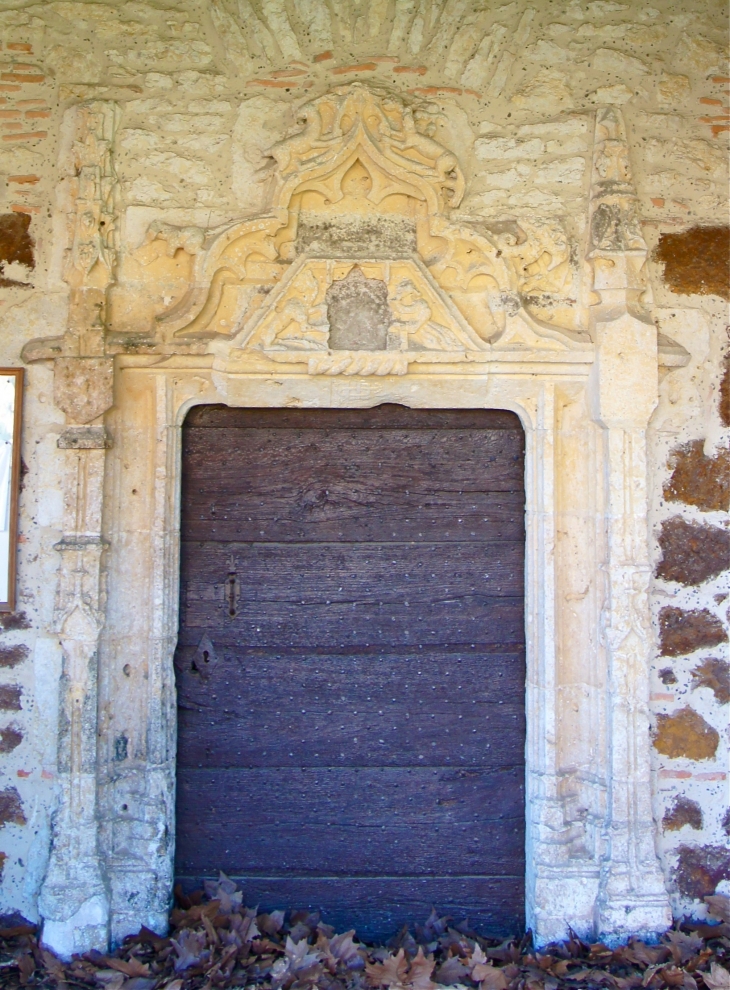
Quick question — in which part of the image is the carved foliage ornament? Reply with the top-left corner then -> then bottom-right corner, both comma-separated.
155,85 -> 587,371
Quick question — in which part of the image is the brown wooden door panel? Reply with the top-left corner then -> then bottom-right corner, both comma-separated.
178,602 -> 524,650
176,798 -> 523,876
175,405 -> 526,938
182,491 -> 525,544
182,541 -> 524,599
182,432 -> 524,543
177,767 -> 524,828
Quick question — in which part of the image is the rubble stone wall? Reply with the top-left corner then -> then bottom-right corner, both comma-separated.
0,0 -> 726,941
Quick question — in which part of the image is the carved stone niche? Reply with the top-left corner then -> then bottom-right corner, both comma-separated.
81,86 -> 691,955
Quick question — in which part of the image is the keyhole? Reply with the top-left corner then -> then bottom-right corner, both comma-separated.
227,572 -> 238,617
202,650 -> 210,663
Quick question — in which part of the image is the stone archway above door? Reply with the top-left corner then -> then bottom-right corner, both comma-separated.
22,86 -> 691,957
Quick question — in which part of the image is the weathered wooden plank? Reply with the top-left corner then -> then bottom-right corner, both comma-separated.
173,875 -> 525,941
175,822 -> 523,878
176,766 -> 524,825
174,648 -> 525,707
179,597 -> 525,649
185,403 -> 524,433
180,541 -> 525,602
176,699 -> 524,769
182,489 -> 524,544
182,431 -> 524,514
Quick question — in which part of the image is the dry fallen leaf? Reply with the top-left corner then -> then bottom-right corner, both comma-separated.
171,928 -> 210,973
703,964 -> 730,990
366,947 -> 410,987
408,946 -> 438,990
479,964 -> 509,990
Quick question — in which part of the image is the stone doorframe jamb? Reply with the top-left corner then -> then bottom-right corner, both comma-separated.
95,348 -> 671,951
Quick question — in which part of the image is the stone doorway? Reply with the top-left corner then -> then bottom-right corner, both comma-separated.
174,404 -> 526,939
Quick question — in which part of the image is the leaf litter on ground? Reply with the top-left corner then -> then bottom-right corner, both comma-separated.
0,882 -> 728,990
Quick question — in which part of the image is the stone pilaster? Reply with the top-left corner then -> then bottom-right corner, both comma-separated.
587,108 -> 672,940
34,101 -> 120,958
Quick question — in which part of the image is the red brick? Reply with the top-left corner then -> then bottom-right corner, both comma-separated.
332,63 -> 377,75
249,79 -> 294,89
0,73 -> 45,83
2,131 -> 47,141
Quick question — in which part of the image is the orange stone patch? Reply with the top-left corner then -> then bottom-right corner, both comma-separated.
653,706 -> 719,761
663,796 -> 703,832
654,225 -> 730,301
663,438 -> 730,513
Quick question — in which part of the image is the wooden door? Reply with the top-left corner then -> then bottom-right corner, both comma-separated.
175,405 -> 526,939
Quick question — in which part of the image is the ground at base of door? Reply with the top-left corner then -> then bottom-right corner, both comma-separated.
1,878 -> 728,990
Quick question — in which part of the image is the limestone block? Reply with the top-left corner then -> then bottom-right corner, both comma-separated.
53,358 -> 114,425
657,73 -> 691,105
45,46 -> 102,84
135,152 -> 214,187
105,41 -> 213,71
512,68 -> 575,112
587,84 -> 634,105
675,35 -> 727,74
231,97 -> 292,213
474,137 -> 544,160
146,113 -> 227,134
534,157 -> 586,186
128,178 -> 192,207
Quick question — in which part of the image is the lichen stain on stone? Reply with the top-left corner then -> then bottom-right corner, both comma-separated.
663,796 -> 703,832
654,226 -> 730,301
692,656 -> 730,705
659,606 -> 727,657
0,787 -> 25,827
674,844 -> 730,900
656,516 -> 730,586
659,667 -> 678,685
664,439 -> 730,513
0,213 -> 35,288
0,644 -> 29,669
723,809 -> 730,837
653,706 -> 719,760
